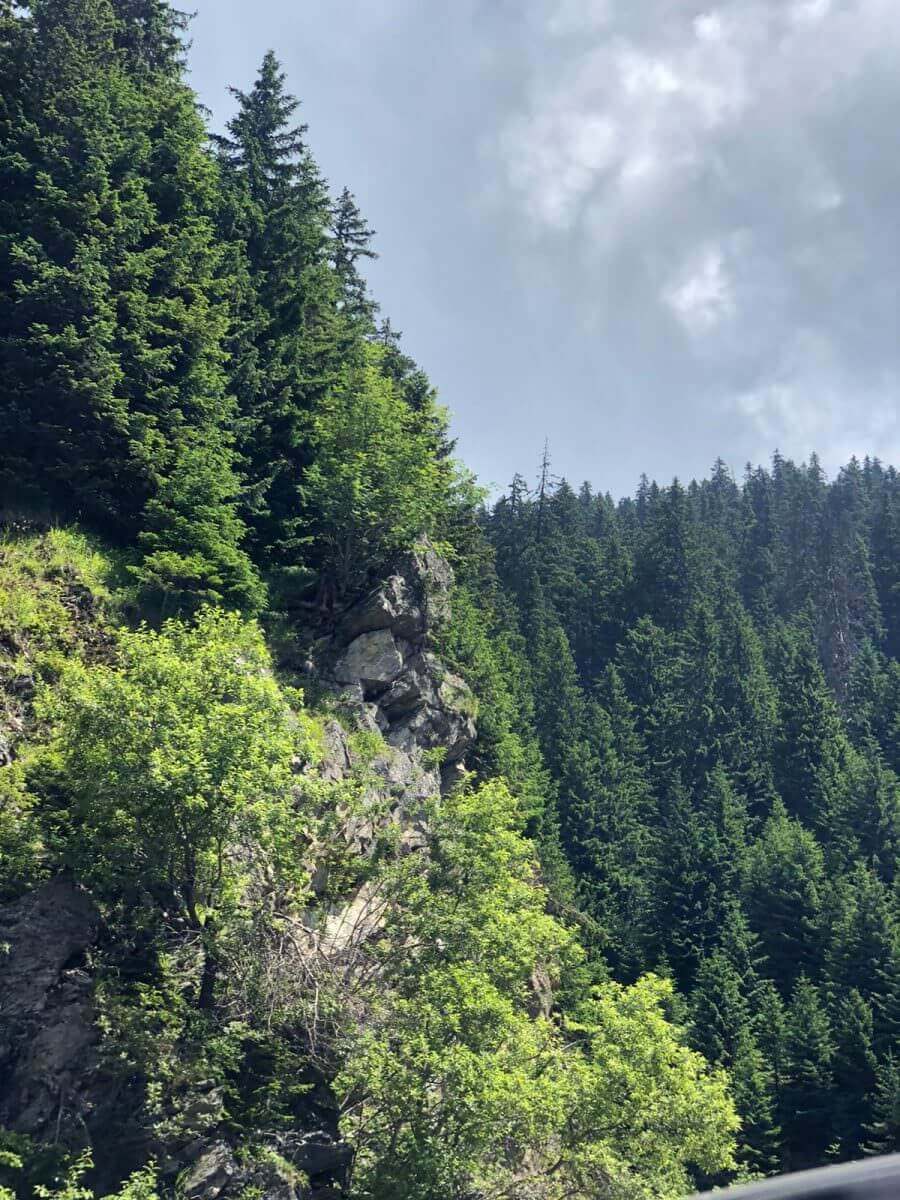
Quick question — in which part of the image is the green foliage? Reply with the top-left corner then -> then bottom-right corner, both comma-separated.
479,455 -> 900,1175
337,780 -> 737,1200
0,761 -> 44,899
0,1136 -> 157,1200
8,0 -> 900,1188
438,579 -> 548,826
0,527 -> 117,896
0,0 -> 257,609
301,343 -> 455,601
36,607 -> 300,924
131,435 -> 265,614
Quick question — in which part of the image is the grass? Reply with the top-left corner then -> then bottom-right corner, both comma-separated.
0,525 -> 124,712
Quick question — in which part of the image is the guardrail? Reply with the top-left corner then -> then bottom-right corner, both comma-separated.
691,1155 -> 900,1200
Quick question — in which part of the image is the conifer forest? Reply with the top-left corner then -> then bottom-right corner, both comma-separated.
1,3 -> 899,1198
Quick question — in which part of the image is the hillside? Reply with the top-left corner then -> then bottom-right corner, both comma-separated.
474,456 -> 900,1175
4,2 -> 899,1197
0,4 -> 738,1199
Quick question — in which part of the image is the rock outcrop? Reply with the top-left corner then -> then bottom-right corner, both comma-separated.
0,540 -> 474,1200
320,539 -> 476,783
0,875 -> 101,1141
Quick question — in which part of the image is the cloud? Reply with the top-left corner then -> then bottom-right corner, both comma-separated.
734,331 -> 900,468
664,244 -> 736,337
547,0 -> 612,37
189,0 -> 900,494
488,0 -> 900,473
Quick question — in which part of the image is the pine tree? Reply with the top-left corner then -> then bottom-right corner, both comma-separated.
830,989 -> 878,1159
824,864 -> 900,1053
110,0 -> 188,73
557,691 -> 654,976
215,50 -> 340,577
0,0 -> 259,607
743,803 -> 825,993
330,185 -> 378,328
773,620 -> 855,840
634,478 -> 697,628
781,977 -> 835,1169
864,1054 -> 900,1156
652,769 -> 747,987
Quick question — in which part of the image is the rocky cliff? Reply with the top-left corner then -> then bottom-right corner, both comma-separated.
0,538 -> 476,1199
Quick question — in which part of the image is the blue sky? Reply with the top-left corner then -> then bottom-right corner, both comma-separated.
188,0 -> 900,497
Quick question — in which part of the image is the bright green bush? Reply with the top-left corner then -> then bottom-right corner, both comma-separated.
336,780 -> 738,1199
36,606 -> 301,924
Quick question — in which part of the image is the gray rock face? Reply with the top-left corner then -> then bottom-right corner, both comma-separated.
180,1142 -> 238,1200
337,536 -> 454,647
333,628 -> 404,690
325,544 -> 477,783
339,573 -> 420,642
0,876 -> 101,1141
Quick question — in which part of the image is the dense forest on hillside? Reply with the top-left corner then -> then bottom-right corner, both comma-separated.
463,453 -> 900,1176
0,1 -> 897,1198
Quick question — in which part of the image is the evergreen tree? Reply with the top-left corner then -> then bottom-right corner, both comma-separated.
781,977 -> 835,1169
330,184 -> 378,328
110,0 -> 188,73
773,621 -> 855,840
824,863 -> 900,1053
215,50 -> 340,576
864,1054 -> 900,1156
0,0 -> 258,606
743,803 -> 825,993
634,478 -> 697,628
830,989 -> 878,1159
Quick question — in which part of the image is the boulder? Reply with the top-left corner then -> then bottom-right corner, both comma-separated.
333,629 -> 404,692
377,655 -> 437,716
319,720 -> 352,783
293,1132 -> 352,1178
0,875 -> 98,1026
387,704 -> 476,763
179,1142 -> 238,1200
336,536 -> 454,647
339,574 -> 420,642
405,540 -> 454,631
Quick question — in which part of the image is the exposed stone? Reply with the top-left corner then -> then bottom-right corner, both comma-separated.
376,651 -> 441,715
401,539 -> 454,632
0,875 -> 98,1026
336,536 -> 454,648
179,1142 -> 238,1200
320,720 -> 352,783
7,674 -> 35,699
316,882 -> 384,956
338,573 -> 420,642
0,876 -> 102,1141
369,745 -> 439,805
528,964 -> 554,1021
293,1132 -> 353,1178
385,694 -> 476,764
332,629 -> 404,691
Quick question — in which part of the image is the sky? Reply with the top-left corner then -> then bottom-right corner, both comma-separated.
187,0 -> 900,499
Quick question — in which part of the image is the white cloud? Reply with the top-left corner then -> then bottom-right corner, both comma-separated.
694,12 -> 725,43
790,0 -> 833,27
733,332 -> 900,468
664,245 -> 736,336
